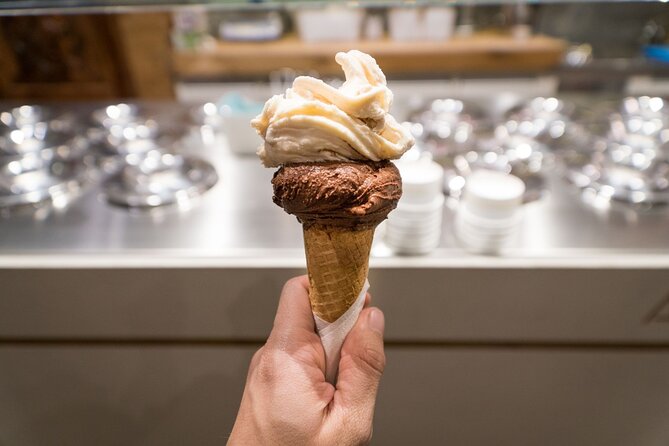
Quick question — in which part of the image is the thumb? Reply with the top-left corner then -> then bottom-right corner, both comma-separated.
334,307 -> 386,414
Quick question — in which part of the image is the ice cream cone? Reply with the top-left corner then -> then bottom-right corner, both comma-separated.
253,50 -> 414,383
303,224 -> 374,322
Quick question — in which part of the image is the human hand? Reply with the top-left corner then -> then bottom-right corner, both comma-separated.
228,275 -> 386,446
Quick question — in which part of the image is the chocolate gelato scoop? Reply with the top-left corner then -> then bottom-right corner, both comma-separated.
272,161 -> 402,230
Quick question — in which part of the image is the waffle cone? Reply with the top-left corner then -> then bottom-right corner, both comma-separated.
303,225 -> 374,323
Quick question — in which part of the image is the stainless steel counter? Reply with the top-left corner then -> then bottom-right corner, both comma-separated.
3,99 -> 669,446
1,123 -> 669,268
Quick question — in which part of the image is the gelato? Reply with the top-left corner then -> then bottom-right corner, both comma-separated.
252,50 -> 414,167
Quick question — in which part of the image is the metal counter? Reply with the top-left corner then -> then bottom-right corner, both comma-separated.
2,96 -> 669,446
1,127 -> 668,269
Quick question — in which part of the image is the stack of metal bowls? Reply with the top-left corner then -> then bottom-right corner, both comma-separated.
409,97 -> 559,204
468,96 -> 578,202
89,103 -> 218,208
497,96 -> 574,144
188,102 -> 225,148
407,98 -> 485,164
445,135 -> 549,203
0,105 -> 92,209
563,96 -> 669,206
88,103 -> 161,174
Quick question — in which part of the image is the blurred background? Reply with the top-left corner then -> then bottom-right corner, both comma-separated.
1,1 -> 669,445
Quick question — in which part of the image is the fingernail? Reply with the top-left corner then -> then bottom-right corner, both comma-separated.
368,308 -> 385,335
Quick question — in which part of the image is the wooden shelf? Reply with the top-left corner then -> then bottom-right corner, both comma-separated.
172,33 -> 568,79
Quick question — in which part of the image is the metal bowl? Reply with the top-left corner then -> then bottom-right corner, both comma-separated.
88,116 -> 162,175
609,111 -> 668,143
0,105 -> 47,129
562,96 -> 669,206
0,125 -> 49,155
565,151 -> 669,205
620,96 -> 669,120
444,146 -> 547,204
0,105 -> 79,135
603,136 -> 669,171
408,98 -> 487,162
606,101 -> 669,174
190,102 -> 224,127
0,128 -> 89,160
89,118 -> 160,150
500,97 -> 575,144
189,102 -> 225,147
505,96 -> 574,120
409,98 -> 487,132
92,103 -> 141,128
562,132 -> 669,206
0,158 -> 92,208
0,150 -> 52,179
103,151 -> 218,208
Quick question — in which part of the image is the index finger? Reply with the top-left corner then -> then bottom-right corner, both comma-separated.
267,275 -> 317,348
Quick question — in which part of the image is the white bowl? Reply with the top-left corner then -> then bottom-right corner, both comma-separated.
455,221 -> 517,254
396,193 -> 445,212
387,211 -> 443,228
455,224 -> 517,243
386,236 -> 441,255
385,230 -> 442,245
456,203 -> 522,230
386,218 -> 442,234
396,158 -> 445,204
385,229 -> 441,245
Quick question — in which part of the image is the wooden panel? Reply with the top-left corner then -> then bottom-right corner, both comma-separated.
1,268 -> 668,342
108,13 -> 174,99
1,347 -> 669,445
0,15 -> 122,100
0,13 -> 174,101
172,34 -> 567,79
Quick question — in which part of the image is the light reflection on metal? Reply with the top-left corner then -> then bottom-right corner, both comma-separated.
562,96 -> 669,207
0,105 -> 94,210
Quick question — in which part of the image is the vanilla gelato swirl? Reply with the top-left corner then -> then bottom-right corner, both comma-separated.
252,50 -> 414,167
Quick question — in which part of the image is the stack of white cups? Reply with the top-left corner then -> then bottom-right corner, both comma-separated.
385,157 -> 445,255
455,170 -> 525,255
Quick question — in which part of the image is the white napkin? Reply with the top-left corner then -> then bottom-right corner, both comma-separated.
314,280 -> 370,384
